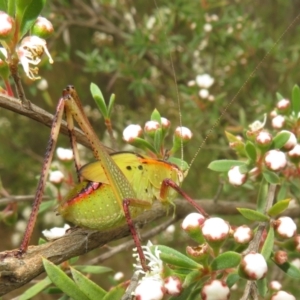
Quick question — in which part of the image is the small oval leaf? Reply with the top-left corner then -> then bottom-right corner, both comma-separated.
237,208 -> 270,222
292,85 -> 300,117
272,131 -> 290,149
226,273 -> 240,288
267,199 -> 291,217
208,160 -> 247,172
19,276 -> 52,300
73,265 -> 113,274
261,227 -> 274,260
154,245 -> 201,269
245,141 -> 257,162
211,252 -> 241,271
273,260 -> 300,279
262,170 -> 280,185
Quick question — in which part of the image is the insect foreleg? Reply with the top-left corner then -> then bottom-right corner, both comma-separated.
160,179 -> 209,218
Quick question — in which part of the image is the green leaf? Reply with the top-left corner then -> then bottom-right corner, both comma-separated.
273,260 -> 300,279
42,258 -> 90,300
272,131 -> 291,149
182,269 -> 202,287
19,276 -> 52,300
154,128 -> 163,152
276,92 -> 285,101
151,108 -> 162,124
90,82 -> 108,117
257,278 -> 268,297
262,169 -> 280,185
245,141 -> 257,162
211,252 -> 241,270
107,94 -> 115,117
261,227 -> 274,260
39,200 -> 55,214
73,265 -> 113,274
102,284 -> 126,300
19,0 -> 46,38
226,273 -> 240,288
70,267 -> 107,300
257,178 -> 268,213
154,245 -> 201,269
0,0 -> 7,12
208,160 -> 247,172
277,183 -> 288,202
292,85 -> 300,117
237,208 -> 270,222
267,199 -> 290,217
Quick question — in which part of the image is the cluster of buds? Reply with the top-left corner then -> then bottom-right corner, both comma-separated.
210,85 -> 300,190
187,73 -> 215,101
0,4 -> 53,93
122,109 -> 192,166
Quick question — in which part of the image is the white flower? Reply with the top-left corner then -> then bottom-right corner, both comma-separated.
146,16 -> 156,30
228,166 -> 247,186
42,224 -> 70,240
272,115 -> 285,129
195,74 -> 214,88
135,277 -> 165,300
274,216 -> 297,238
123,124 -> 142,142
248,114 -> 267,132
16,36 -> 53,80
269,281 -> 282,291
201,280 -> 230,300
56,147 -> 74,161
265,150 -> 287,171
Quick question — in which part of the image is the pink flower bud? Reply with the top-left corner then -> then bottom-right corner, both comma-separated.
239,252 -> 268,280
272,115 -> 285,129
276,98 -> 290,110
144,120 -> 160,133
274,250 -> 288,265
201,217 -> 230,243
135,277 -> 165,300
269,280 -> 282,291
228,166 -> 247,186
274,216 -> 297,238
233,225 -> 253,244
123,124 -> 142,142
0,11 -> 14,40
271,291 -> 296,300
181,213 -> 205,230
201,280 -> 230,300
32,16 -> 54,39
255,131 -> 272,146
160,117 -> 170,129
264,150 -> 287,171
164,276 -> 182,296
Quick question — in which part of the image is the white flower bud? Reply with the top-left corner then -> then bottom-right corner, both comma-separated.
175,126 -> 192,140
123,124 -> 142,142
288,144 -> 300,157
240,252 -> 268,280
255,131 -> 272,145
274,216 -> 297,238
32,16 -> 54,39
135,277 -> 165,300
264,150 -> 287,171
0,11 -> 14,39
113,272 -> 124,281
233,225 -> 253,244
199,88 -> 209,99
272,115 -> 285,129
228,166 -> 247,186
276,98 -> 290,110
56,147 -> 74,161
195,74 -> 214,88
203,23 -> 213,32
269,281 -> 282,291
201,280 -> 230,300
160,117 -> 170,129
49,170 -> 64,184
271,291 -> 296,300
279,130 -> 297,150
181,213 -> 205,230
164,276 -> 182,296
42,224 -> 70,240
201,217 -> 230,242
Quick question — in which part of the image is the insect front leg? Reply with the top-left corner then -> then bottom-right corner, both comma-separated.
160,178 -> 209,218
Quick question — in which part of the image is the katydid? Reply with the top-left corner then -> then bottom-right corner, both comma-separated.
19,85 -> 207,271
